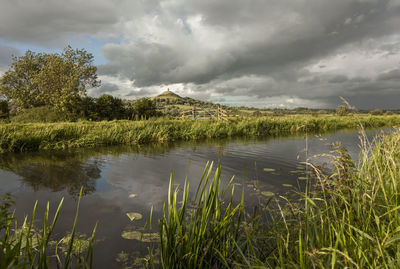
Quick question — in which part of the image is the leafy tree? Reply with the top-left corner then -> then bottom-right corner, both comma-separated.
0,100 -> 9,119
133,98 -> 158,119
336,105 -> 349,116
76,96 -> 98,120
95,94 -> 126,120
0,46 -> 100,111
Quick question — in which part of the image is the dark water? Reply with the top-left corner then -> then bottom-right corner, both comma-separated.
0,129 -> 389,268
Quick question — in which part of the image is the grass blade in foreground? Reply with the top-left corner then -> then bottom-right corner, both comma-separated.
0,187 -> 96,268
155,162 -> 245,268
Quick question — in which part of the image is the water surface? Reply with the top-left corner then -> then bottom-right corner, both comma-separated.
0,129 -> 388,268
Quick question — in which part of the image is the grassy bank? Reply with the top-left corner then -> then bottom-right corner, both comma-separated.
1,115 -> 400,153
144,129 -> 400,268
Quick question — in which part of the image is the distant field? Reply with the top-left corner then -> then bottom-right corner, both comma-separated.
1,115 -> 399,153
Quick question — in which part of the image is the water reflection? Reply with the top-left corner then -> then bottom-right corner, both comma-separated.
0,140 -> 233,197
0,151 -> 101,196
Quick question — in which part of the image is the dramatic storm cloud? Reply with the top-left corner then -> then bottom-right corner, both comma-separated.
1,0 -> 400,108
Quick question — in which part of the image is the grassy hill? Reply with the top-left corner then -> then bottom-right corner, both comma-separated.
151,90 -> 224,117
151,89 -> 182,100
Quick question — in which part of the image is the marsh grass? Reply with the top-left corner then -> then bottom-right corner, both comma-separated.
148,161 -> 246,268
145,128 -> 400,268
263,129 -> 400,268
1,115 -> 400,153
0,188 -> 97,268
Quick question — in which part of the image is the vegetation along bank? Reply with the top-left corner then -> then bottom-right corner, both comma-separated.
1,115 -> 400,153
142,129 -> 400,268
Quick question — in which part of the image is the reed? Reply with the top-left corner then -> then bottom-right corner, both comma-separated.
155,161 -> 245,268
262,129 -> 400,268
146,129 -> 400,268
1,115 -> 399,153
0,188 -> 97,268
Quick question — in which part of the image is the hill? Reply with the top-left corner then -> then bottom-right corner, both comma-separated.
150,90 -> 225,117
152,89 -> 182,100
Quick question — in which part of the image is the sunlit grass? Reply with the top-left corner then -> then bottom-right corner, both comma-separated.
1,115 -> 399,153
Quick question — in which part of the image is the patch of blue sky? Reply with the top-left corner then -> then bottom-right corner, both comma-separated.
68,35 -> 111,65
0,34 -> 123,66
0,39 -> 62,57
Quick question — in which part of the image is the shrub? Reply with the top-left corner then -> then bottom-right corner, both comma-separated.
0,100 -> 9,119
10,106 -> 76,123
336,105 -> 349,116
95,94 -> 126,120
370,109 -> 383,115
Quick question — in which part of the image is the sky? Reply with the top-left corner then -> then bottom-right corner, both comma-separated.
0,0 -> 400,109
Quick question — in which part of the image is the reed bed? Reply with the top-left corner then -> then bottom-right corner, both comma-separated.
1,115 -> 399,153
145,129 -> 400,268
261,129 -> 400,268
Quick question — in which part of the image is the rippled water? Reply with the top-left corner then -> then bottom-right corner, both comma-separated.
0,129 -> 388,268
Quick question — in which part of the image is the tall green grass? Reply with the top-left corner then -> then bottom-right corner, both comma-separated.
0,188 -> 97,268
262,130 -> 400,268
145,129 -> 400,268
1,115 -> 400,153
156,162 -> 245,268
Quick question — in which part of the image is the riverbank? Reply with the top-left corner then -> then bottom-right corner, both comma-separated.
1,115 -> 400,153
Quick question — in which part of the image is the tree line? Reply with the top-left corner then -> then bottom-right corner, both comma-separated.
0,46 -> 160,121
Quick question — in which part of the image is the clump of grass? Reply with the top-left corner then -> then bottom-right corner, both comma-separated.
154,161 -> 245,268
0,188 -> 97,268
1,115 -> 400,153
256,130 -> 400,268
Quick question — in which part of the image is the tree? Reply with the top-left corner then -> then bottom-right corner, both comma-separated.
133,98 -> 158,119
0,100 -> 9,119
77,96 -> 98,120
95,94 -> 126,120
336,105 -> 349,116
0,46 -> 100,111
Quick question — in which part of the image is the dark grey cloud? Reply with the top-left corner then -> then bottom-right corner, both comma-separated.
0,0 -> 117,46
95,0 -> 400,108
0,0 -> 400,108
0,0 -> 160,46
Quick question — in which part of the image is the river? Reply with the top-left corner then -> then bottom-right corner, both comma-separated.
0,128 -> 389,268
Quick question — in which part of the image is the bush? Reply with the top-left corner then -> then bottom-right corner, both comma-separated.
0,100 -> 9,119
95,94 -> 126,120
10,106 -> 76,123
336,105 -> 349,116
132,98 -> 160,120
370,109 -> 383,115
